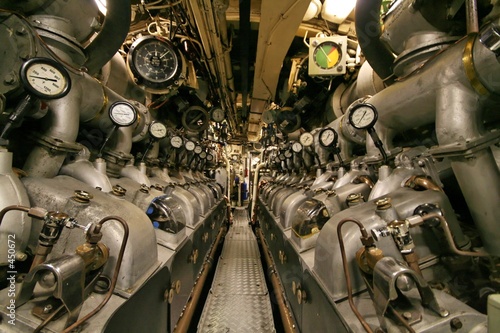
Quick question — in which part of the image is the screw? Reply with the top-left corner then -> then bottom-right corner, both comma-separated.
3,74 -> 16,85
450,318 -> 463,330
375,197 -> 392,210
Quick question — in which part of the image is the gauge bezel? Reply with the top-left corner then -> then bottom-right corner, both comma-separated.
319,127 -> 338,148
108,101 -> 137,127
299,132 -> 314,147
170,135 -> 183,148
127,35 -> 183,91
20,57 -> 71,100
313,41 -> 342,70
348,103 -> 378,130
149,121 -> 168,140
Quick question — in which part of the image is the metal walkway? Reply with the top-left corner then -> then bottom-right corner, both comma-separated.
198,207 -> 276,333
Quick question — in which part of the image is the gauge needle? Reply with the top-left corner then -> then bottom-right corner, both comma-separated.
319,46 -> 335,67
29,75 -> 57,82
160,51 -> 170,59
359,110 -> 367,124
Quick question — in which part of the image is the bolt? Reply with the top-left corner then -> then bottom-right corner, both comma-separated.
450,318 -> 463,330
3,74 -> 16,85
403,312 -> 412,320
112,185 -> 127,196
15,252 -> 27,261
43,304 -> 53,314
73,190 -> 93,203
139,184 -> 149,193
15,26 -> 27,35
375,197 -> 392,210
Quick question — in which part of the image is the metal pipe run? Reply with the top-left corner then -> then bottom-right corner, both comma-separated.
256,228 -> 298,333
173,226 -> 227,333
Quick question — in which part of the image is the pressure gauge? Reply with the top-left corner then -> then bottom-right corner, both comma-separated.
299,132 -> 314,147
319,127 -> 338,148
313,41 -> 342,70
170,135 -> 183,148
199,151 -> 207,159
292,142 -> 303,153
274,156 -> 281,164
127,35 -> 183,91
149,121 -> 167,140
206,153 -> 213,161
109,101 -> 137,127
20,57 -> 71,99
348,103 -> 378,130
284,150 -> 293,159
194,145 -> 203,154
211,107 -> 225,123
279,153 -> 286,161
185,140 -> 195,151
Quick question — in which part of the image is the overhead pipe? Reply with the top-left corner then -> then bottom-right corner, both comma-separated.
251,162 -> 266,222
354,0 -> 395,82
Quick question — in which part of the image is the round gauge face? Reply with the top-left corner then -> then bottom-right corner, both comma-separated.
299,132 -> 314,147
279,153 -> 286,161
313,41 -> 342,70
20,57 -> 71,99
199,151 -> 207,159
348,103 -> 378,130
149,121 -> 167,139
292,142 -> 303,153
284,150 -> 293,159
170,135 -> 183,148
274,157 -> 281,164
194,145 -> 203,154
319,128 -> 338,148
211,107 -> 225,123
128,36 -> 181,90
206,153 -> 213,161
185,140 -> 195,151
109,101 -> 137,126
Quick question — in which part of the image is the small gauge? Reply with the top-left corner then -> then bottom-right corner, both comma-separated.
348,103 -> 378,130
232,155 -> 238,161
185,140 -> 195,151
170,135 -> 183,148
319,127 -> 338,148
149,121 -> 167,140
20,57 -> 71,99
292,142 -> 303,153
109,101 -> 137,127
127,35 -> 183,91
284,150 -> 293,159
313,41 -> 342,70
194,145 -> 203,154
279,153 -> 286,161
299,132 -> 314,147
199,151 -> 207,159
211,107 -> 225,123
274,157 -> 281,164
206,153 -> 213,161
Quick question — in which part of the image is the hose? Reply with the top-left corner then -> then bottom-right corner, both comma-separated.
0,205 -> 30,227
61,215 -> 129,333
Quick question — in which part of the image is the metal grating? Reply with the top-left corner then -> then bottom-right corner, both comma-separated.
221,239 -> 260,259
211,258 -> 267,296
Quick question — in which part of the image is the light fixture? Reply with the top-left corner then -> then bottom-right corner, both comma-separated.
321,0 -> 357,24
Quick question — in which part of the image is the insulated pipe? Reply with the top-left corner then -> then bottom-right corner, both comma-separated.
173,226 -> 226,333
83,0 -> 131,75
256,228 -> 298,333
354,0 -> 395,81
251,162 -> 266,219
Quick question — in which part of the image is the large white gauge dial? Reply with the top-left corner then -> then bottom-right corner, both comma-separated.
194,145 -> 203,154
20,57 -> 71,99
149,122 -> 167,139
109,101 -> 137,127
299,132 -> 314,147
348,103 -> 378,130
292,142 -> 303,153
185,140 -> 195,151
319,127 -> 338,148
170,135 -> 183,148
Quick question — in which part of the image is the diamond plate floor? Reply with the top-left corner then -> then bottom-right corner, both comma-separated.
198,207 -> 276,332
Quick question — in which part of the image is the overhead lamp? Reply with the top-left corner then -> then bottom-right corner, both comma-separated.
321,0 -> 357,24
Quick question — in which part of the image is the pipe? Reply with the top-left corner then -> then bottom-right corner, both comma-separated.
173,226 -> 226,333
60,158 -> 113,192
120,165 -> 151,187
354,0 -> 395,82
83,0 -> 131,75
405,175 -> 443,192
62,215 -> 129,333
466,0 -> 479,34
251,162 -> 266,220
256,228 -> 298,333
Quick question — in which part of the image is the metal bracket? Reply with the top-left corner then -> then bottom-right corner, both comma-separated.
17,254 -> 86,329
372,257 -> 449,331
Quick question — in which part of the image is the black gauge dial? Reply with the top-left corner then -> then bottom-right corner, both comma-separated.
348,103 -> 378,130
127,36 -> 182,91
109,101 -> 137,127
319,127 -> 338,148
20,57 -> 71,99
149,121 -> 167,139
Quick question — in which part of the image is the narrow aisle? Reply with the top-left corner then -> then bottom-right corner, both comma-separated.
198,207 -> 276,332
